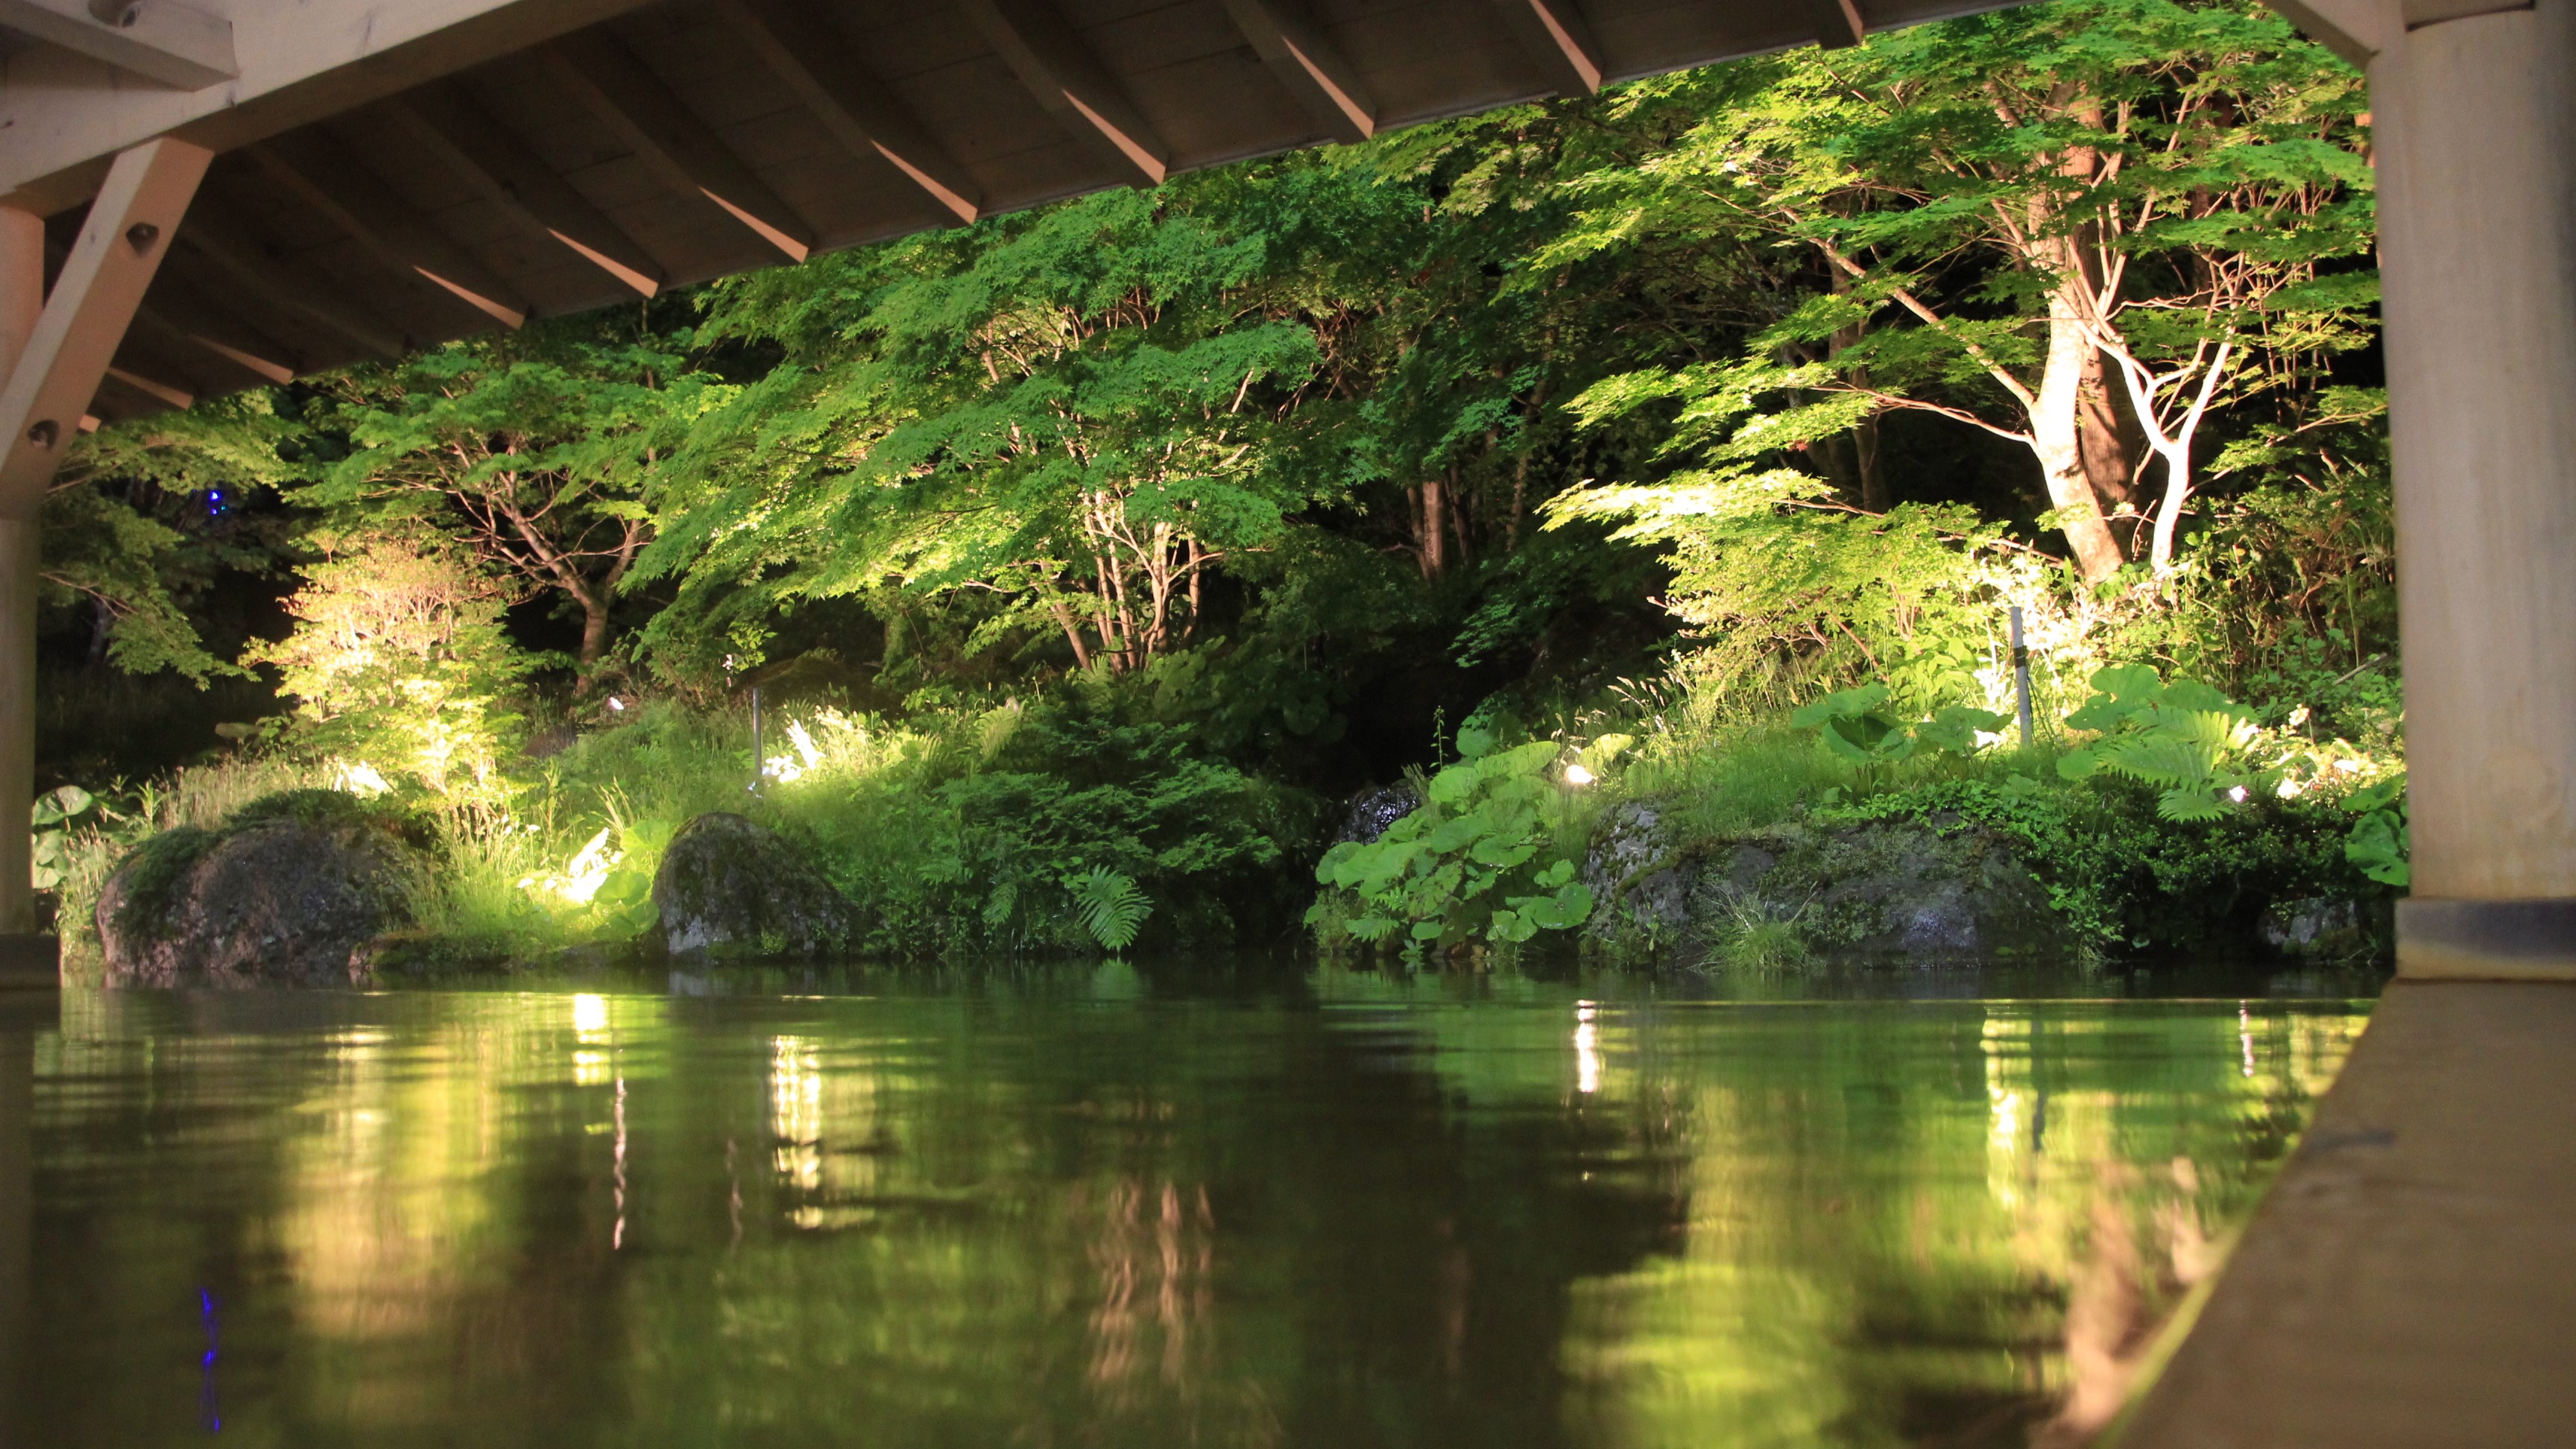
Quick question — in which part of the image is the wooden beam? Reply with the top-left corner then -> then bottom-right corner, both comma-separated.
247,130 -> 530,329
140,256 -> 306,379
381,87 -> 666,300
724,0 -> 983,225
1489,0 -> 1603,95
1219,0 -> 1377,142
0,0 -> 663,210
131,299 -> 294,386
0,137 -> 210,516
1810,0 -> 1867,48
542,30 -> 815,262
0,212 -> 29,937
174,195 -> 410,360
101,362 -> 195,411
960,0 -> 1169,186
0,0 -> 236,89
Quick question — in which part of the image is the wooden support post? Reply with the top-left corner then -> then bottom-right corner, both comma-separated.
0,209 -> 40,947
0,136 -> 209,945
2361,0 -> 2576,977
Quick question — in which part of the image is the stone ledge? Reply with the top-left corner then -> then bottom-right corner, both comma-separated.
2112,980 -> 2576,1448
0,935 -> 55,992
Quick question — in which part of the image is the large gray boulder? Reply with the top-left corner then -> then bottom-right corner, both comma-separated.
651,812 -> 859,958
1333,783 -> 1420,845
1586,808 -> 2076,966
98,816 -> 420,988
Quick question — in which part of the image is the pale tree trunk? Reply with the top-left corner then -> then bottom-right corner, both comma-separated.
1412,478 -> 1448,578
2115,338 -> 2235,574
2032,290 -> 2130,582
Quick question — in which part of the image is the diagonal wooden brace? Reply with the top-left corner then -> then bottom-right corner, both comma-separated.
0,136 -> 211,520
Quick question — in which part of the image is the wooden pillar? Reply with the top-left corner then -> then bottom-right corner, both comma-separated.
2372,0 -> 2576,976
0,210 -> 40,944
0,137 -> 208,963
2274,0 -> 2576,975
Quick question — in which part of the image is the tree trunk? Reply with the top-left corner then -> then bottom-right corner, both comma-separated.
1416,477 -> 1448,578
2031,292 -> 2130,582
2078,345 -> 2144,553
578,603 -> 610,671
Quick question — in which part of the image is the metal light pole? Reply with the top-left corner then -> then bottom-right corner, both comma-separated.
2008,605 -> 2034,749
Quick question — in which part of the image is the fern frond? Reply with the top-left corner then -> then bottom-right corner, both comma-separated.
1067,867 -> 1152,951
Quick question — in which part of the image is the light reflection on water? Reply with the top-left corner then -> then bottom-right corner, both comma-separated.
0,972 -> 2367,1448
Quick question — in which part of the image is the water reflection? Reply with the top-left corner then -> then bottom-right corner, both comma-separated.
0,976 -> 2366,1447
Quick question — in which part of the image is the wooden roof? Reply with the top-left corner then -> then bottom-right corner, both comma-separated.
1,0 -> 2016,419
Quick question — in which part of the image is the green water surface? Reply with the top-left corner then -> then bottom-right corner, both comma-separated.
0,967 -> 2370,1448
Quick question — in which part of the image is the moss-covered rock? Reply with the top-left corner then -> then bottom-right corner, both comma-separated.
652,812 -> 860,959
97,797 -> 426,987
1586,805 -> 2076,967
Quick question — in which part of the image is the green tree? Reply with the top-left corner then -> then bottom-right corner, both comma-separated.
43,394 -> 307,682
242,528 -> 528,803
638,176 -> 1415,681
1544,0 -> 2374,579
309,318 -> 719,676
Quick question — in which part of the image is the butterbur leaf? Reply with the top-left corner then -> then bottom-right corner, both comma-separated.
31,785 -> 93,826
1409,918 -> 1446,941
1314,841 -> 1363,884
2346,811 -> 2411,886
1822,715 -> 1912,763
1918,705 -> 2008,755
1471,836 -> 1535,869
1453,720 -> 1497,759
1790,684 -> 1890,731
1537,859 -> 1575,889
1427,761 -> 1485,806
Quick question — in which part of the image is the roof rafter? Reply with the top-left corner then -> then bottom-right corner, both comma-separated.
131,297 -> 295,385
960,0 -> 1169,186
724,0 -> 982,226
381,86 -> 667,300
1488,0 -> 1603,95
176,195 -> 411,360
247,130 -> 531,329
1811,0 -> 1867,48
142,254 -> 309,380
1219,0 -> 1377,143
101,359 -> 197,411
542,28 -> 816,262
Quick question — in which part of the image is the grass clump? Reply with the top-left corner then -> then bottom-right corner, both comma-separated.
1708,896 -> 1813,973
